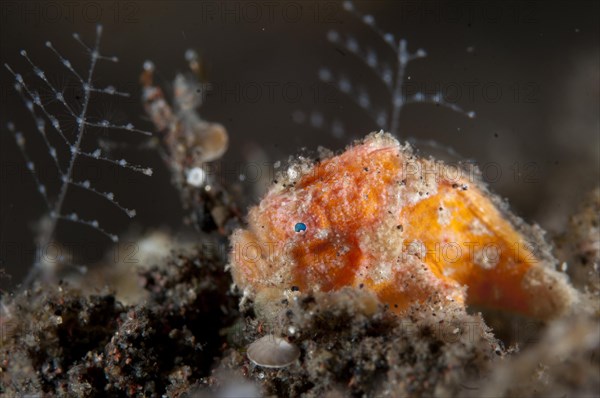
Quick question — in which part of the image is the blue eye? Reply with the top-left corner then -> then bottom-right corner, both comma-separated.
294,222 -> 306,232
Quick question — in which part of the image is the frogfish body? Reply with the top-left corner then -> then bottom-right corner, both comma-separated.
230,132 -> 576,319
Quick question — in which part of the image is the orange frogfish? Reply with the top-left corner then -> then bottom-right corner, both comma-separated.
230,132 -> 576,319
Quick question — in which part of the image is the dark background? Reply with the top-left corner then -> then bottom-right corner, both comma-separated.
1,0 -> 598,289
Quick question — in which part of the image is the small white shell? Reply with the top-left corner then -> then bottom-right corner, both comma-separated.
247,334 -> 300,368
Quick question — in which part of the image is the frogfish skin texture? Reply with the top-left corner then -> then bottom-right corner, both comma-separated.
230,132 -> 576,319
